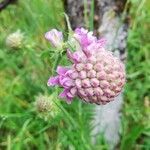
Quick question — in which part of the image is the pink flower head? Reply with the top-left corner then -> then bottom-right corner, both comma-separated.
47,28 -> 126,105
45,29 -> 63,48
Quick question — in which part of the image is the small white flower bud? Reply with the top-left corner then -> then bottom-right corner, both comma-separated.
6,30 -> 24,49
34,95 -> 59,120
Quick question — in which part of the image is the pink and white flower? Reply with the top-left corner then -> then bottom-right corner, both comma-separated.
46,28 -> 126,105
45,29 -> 63,48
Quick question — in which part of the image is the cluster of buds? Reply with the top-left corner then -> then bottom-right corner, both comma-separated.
6,30 -> 24,49
35,94 -> 60,120
45,28 -> 126,105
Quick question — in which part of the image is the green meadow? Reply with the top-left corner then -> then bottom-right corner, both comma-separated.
0,0 -> 149,149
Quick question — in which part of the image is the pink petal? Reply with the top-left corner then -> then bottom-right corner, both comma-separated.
59,89 -> 74,104
47,76 -> 59,86
59,89 -> 68,98
97,38 -> 107,47
60,77 -> 74,88
56,66 -> 69,75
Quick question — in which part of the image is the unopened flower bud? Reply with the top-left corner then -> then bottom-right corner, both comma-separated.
45,29 -> 63,48
6,30 -> 24,49
35,95 -> 59,120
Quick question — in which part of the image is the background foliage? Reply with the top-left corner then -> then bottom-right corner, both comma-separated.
0,0 -> 149,149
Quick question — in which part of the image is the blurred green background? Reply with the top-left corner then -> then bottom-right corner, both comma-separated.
0,0 -> 149,149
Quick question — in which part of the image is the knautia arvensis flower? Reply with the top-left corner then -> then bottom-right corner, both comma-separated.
6,30 -> 24,49
45,28 -> 126,105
